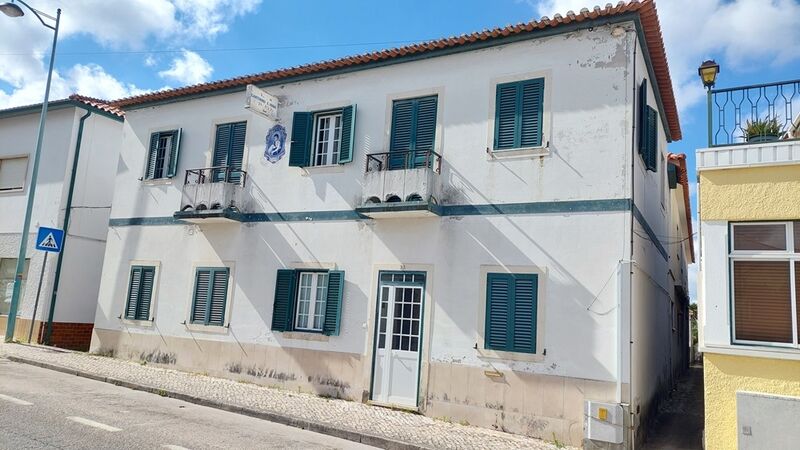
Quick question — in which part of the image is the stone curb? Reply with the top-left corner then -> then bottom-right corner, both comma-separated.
7,355 -> 425,450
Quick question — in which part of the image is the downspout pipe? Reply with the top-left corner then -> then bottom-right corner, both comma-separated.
43,109 -> 91,344
628,31 -> 637,449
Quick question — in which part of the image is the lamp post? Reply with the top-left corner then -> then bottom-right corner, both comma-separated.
698,60 -> 720,147
2,0 -> 61,343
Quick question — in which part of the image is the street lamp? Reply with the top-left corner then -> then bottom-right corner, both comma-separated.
698,60 -> 720,90
2,1 -> 61,343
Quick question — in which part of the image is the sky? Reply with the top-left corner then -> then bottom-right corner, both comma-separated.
2,0 -> 800,299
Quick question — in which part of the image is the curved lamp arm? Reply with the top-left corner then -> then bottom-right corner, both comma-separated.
9,0 -> 57,30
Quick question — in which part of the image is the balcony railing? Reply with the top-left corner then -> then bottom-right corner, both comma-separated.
178,166 -> 247,219
709,78 -> 800,147
184,165 -> 247,186
365,149 -> 442,173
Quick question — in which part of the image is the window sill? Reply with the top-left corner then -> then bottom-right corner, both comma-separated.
488,145 -> 550,160
475,347 -> 545,363
301,165 -> 346,175
280,331 -> 330,342
0,188 -> 24,194
120,317 -> 155,327
141,178 -> 175,186
702,343 -> 800,361
183,322 -> 229,334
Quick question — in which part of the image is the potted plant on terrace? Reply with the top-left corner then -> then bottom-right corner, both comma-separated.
744,116 -> 783,143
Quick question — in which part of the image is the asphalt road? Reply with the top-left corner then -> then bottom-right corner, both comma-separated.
0,358 -> 375,450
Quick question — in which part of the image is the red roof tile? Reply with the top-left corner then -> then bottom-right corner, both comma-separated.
110,0 -> 680,140
668,153 -> 695,262
69,94 -> 124,118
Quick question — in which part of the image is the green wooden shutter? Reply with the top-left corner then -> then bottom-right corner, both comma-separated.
136,266 -> 155,321
494,83 -> 518,150
485,273 -> 511,350
667,163 -> 678,189
191,269 -> 211,324
646,107 -> 658,172
390,100 -> 414,152
166,129 -> 182,178
271,269 -> 297,331
145,133 -> 159,180
228,122 -> 247,183
639,79 -> 650,158
519,79 -> 544,147
125,266 -> 143,319
485,273 -> 538,353
212,124 -> 231,182
414,97 -> 437,151
512,274 -> 537,353
414,96 -> 438,168
323,270 -> 345,336
494,79 -> 544,150
289,112 -> 313,167
389,100 -> 415,169
338,105 -> 356,164
208,268 -> 229,326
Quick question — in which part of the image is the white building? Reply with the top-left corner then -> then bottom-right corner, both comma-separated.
0,95 -> 123,349
92,2 -> 692,447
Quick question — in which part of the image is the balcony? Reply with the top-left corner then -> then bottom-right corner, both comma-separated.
174,166 -> 247,223
699,78 -> 800,170
356,149 -> 442,218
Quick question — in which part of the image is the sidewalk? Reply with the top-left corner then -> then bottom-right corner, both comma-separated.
0,343 -> 570,450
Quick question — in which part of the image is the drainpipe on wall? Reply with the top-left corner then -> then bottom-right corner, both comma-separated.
42,109 -> 91,344
628,30 -> 638,450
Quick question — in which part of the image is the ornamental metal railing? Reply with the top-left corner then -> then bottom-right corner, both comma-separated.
709,78 -> 800,147
183,166 -> 247,186
365,149 -> 442,173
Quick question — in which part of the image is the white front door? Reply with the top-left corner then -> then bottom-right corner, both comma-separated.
371,275 -> 424,408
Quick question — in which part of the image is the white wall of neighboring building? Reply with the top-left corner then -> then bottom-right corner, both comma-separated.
0,105 -> 122,337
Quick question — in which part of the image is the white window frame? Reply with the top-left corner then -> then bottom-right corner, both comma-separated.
312,112 -> 342,167
729,221 -> 799,349
294,271 -> 329,332
0,155 -> 29,193
152,133 -> 174,179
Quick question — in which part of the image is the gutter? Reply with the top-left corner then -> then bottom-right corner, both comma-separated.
43,109 -> 91,344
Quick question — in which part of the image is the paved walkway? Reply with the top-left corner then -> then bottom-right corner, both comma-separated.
0,343 -> 570,450
642,366 -> 704,450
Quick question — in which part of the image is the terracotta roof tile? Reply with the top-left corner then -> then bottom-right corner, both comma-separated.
110,0 -> 680,140
668,153 -> 695,262
69,94 -> 125,117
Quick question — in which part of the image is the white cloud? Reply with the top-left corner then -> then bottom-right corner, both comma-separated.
0,0 -> 261,108
144,55 -> 158,67
535,0 -> 800,112
159,50 -> 213,85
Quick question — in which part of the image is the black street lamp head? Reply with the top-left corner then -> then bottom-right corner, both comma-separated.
698,60 -> 720,90
0,2 -> 24,17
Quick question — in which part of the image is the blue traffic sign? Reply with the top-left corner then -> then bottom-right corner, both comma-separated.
35,227 -> 64,253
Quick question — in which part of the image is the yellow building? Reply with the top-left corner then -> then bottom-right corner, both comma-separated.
697,77 -> 800,450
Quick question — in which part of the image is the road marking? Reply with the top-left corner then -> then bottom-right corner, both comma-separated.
0,394 -> 33,406
67,416 -> 122,432
162,446 -> 191,450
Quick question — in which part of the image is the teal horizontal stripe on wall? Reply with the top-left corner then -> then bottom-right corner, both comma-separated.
109,198 -> 633,227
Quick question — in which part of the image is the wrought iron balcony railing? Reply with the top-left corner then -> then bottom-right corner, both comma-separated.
709,78 -> 800,147
184,165 -> 247,186
365,149 -> 442,173
179,166 -> 247,216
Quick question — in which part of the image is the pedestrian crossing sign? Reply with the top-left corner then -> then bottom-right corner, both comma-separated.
35,227 -> 64,253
